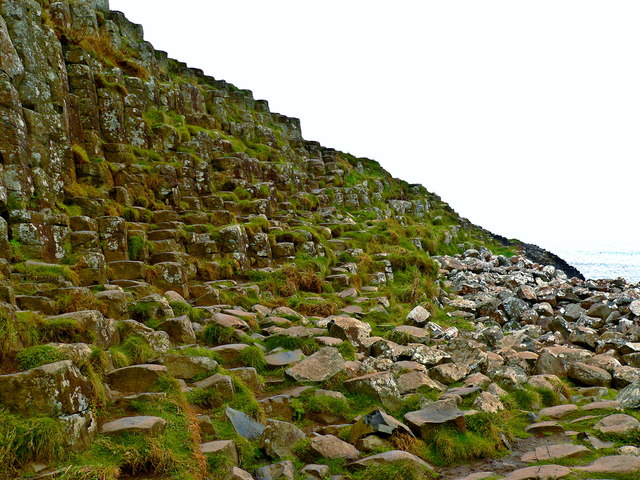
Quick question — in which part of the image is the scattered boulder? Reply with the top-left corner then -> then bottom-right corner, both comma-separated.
309,434 -> 359,460
259,419 -> 305,459
285,347 -> 345,382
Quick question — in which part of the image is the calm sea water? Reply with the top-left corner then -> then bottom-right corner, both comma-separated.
555,250 -> 640,284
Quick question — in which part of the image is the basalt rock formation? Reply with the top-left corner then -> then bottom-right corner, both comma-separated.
1,1 -> 639,480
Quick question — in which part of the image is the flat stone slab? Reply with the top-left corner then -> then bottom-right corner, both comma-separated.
455,473 -> 496,480
521,443 -> 590,462
581,400 -> 622,411
101,416 -> 166,435
501,465 -> 572,480
524,421 -> 565,436
351,450 -> 433,471
285,347 -> 345,382
539,404 -> 578,419
573,455 -> 640,474
404,399 -> 465,439
594,414 -> 640,435
264,349 -> 305,368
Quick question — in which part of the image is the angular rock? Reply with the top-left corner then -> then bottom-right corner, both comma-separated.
328,316 -> 371,347
254,460 -> 295,480
201,439 -> 239,466
309,434 -> 359,460
285,347 -> 345,382
404,399 -> 465,439
157,315 -> 197,344
226,407 -> 265,441
349,409 -> 414,443
617,380 -> 640,408
407,305 -> 431,325
0,360 -> 91,416
344,371 -> 402,410
568,362 -> 612,387
472,391 -> 505,414
259,419 -> 305,459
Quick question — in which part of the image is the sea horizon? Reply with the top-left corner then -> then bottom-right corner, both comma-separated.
555,249 -> 640,284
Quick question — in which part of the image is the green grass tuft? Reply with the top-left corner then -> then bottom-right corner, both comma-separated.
16,345 -> 67,370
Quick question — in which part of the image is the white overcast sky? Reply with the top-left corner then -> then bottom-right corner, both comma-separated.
110,0 -> 640,254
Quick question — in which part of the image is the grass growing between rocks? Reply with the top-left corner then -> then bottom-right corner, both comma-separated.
0,409 -> 67,475
264,334 -> 320,355
16,344 -> 67,370
350,459 -> 435,480
416,411 -> 524,466
13,262 -> 79,283
67,393 -> 205,480
110,335 -> 156,365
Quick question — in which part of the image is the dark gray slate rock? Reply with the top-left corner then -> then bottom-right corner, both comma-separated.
225,407 -> 265,441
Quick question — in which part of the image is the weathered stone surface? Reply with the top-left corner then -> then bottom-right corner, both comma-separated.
501,465 -> 572,480
472,391 -> 505,413
617,380 -> 640,408
265,349 -> 305,368
349,409 -> 414,443
539,404 -> 578,419
397,371 -> 446,394
0,360 -> 91,416
254,460 -> 295,480
259,419 -> 305,459
101,416 -> 167,435
404,399 -> 465,439
406,305 -> 431,325
226,407 -> 265,441
157,315 -> 197,344
520,443 -> 590,462
193,374 -> 235,401
573,455 -> 640,474
328,316 -> 371,347
201,439 -> 239,466
351,450 -> 433,472
224,467 -> 255,480
285,347 -> 345,382
524,421 -> 565,436
106,364 -> 168,393
158,354 -> 218,379
568,361 -> 612,387
344,371 -> 401,410
309,434 -> 359,460
594,414 -> 640,435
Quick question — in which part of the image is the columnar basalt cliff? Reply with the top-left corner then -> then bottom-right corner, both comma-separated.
1,1 -> 639,480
